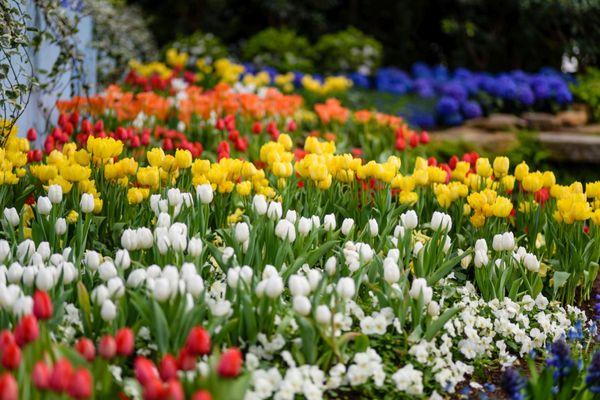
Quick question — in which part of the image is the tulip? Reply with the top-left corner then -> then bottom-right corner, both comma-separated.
252,194 -> 268,215
14,315 -> 39,346
1,343 -> 20,370
409,278 -> 433,304
115,327 -> 134,356
0,373 -> 17,400
134,357 -> 160,386
36,196 -> 52,215
0,330 -> 15,354
191,390 -> 213,400
316,305 -> 332,324
2,208 -> 19,227
292,296 -> 311,316
164,379 -> 184,400
196,184 -> 213,204
33,290 -> 53,320
115,249 -> 131,270
66,368 -> 92,399
341,218 -> 354,235
383,258 -> 400,284
217,347 -> 243,378
98,335 -> 117,359
185,326 -> 211,356
49,358 -> 73,392
75,338 -> 96,361
159,354 -> 179,381
234,222 -> 250,243
32,361 -> 51,390
177,347 -> 197,371
336,277 -> 355,299
100,299 -> 117,321
26,127 -> 37,141
80,193 -> 95,213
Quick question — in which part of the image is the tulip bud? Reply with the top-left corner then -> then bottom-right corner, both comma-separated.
323,214 -> 336,231
297,217 -> 312,236
234,222 -> 250,243
36,196 -> 52,215
341,218 -> 354,235
185,326 -> 211,356
265,275 -> 284,298
292,296 -> 311,316
336,277 -> 355,299
409,278 -> 433,304
1,343 -> 21,370
400,210 -> 418,229
217,348 -> 243,378
115,328 -> 135,356
252,194 -> 267,215
47,185 -> 63,204
49,358 -> 73,392
32,361 -> 51,390
267,202 -> 282,220
159,354 -> 178,381
75,338 -> 96,361
100,299 -> 117,321
99,335 -> 117,359
33,290 -> 53,320
196,184 -> 213,204
14,315 -> 39,346
3,208 -> 19,227
315,305 -> 332,324
80,193 -> 95,213
67,368 -> 93,399
0,373 -> 18,400
383,258 -> 400,284
115,249 -> 131,270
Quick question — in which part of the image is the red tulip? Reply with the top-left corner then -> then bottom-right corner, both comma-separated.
115,328 -> 135,356
1,343 -> 21,370
67,368 -> 93,399
228,129 -> 240,141
130,135 -> 141,148
287,120 -> 297,132
81,119 -> 92,134
163,138 -> 174,151
75,338 -> 96,361
26,128 -> 38,141
49,358 -> 73,392
252,121 -> 262,134
215,119 -> 225,130
0,373 -> 18,400
33,149 -> 43,162
164,379 -> 184,400
217,347 -> 243,378
142,377 -> 166,400
134,357 -> 160,386
0,330 -> 15,354
448,155 -> 459,169
58,113 -> 68,128
14,315 -> 39,346
33,290 -> 53,320
191,390 -> 212,400
420,130 -> 430,144
70,111 -> 80,127
185,326 -> 211,356
93,120 -> 104,133
427,157 -> 437,166
159,354 -> 178,381
409,133 -> 419,148
177,347 -> 197,371
99,335 -> 116,359
32,361 -> 51,390
395,136 -> 406,151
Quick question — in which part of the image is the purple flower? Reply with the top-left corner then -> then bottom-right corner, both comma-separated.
436,96 -> 459,116
516,86 -> 535,106
462,100 -> 483,119
547,340 -> 575,381
587,351 -> 600,393
501,368 -> 525,400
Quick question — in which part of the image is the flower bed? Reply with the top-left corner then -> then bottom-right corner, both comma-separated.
0,71 -> 599,399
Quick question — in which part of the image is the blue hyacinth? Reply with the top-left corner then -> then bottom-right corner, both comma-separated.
501,368 -> 525,400
587,351 -> 600,393
547,340 -> 575,381
462,100 -> 483,119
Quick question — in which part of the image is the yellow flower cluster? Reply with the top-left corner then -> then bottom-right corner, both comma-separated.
301,75 -> 353,96
128,60 -> 172,79
137,148 -> 193,189
87,136 -> 124,165
192,156 -> 273,197
0,136 -> 28,185
260,135 -> 295,183
467,189 -> 513,227
214,59 -> 245,84
166,49 -> 189,69
554,194 -> 592,224
274,72 -> 295,93
433,182 -> 469,208
242,71 -> 271,88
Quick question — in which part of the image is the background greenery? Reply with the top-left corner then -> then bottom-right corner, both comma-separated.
127,0 -> 600,72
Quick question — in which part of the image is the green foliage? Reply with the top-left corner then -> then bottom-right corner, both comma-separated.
242,28 -> 314,73
314,27 -> 383,75
168,30 -> 228,64
571,68 -> 600,122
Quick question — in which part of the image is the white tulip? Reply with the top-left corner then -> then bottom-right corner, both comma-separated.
298,217 -> 312,236
85,250 -> 101,270
196,184 -> 214,204
474,250 -> 489,268
442,235 -> 452,253
387,249 -> 400,262
475,238 -> 488,253
100,299 -> 117,321
289,274 -> 310,297
7,262 -> 23,283
182,192 -> 194,208
275,219 -> 296,242
293,296 -> 311,316
36,242 -> 50,261
222,247 -> 235,263
267,202 -> 283,220
430,211 -> 452,231
492,234 -> 504,252
0,240 -> 10,262
394,224 -> 405,239
98,261 -> 117,281
115,249 -> 131,270
211,300 -> 232,317
107,277 -> 125,298
127,269 -> 147,288
341,218 -> 354,235
427,301 -> 440,317
53,218 -> 66,236
157,212 -> 171,228
502,232 -> 515,251
22,267 -> 36,287
413,241 -> 424,257
3,208 -> 19,227
36,196 -> 52,216
523,253 -> 540,272
156,234 -> 171,255
336,277 -> 355,299
16,240 -> 35,263
240,266 -> 253,284
252,194 -> 268,215
307,269 -> 322,290
409,278 -> 432,304
323,214 -> 336,231
285,210 -> 297,224
60,262 -> 77,284
368,219 -> 379,237
400,210 -> 418,229
188,237 -> 203,257
325,256 -> 337,276
227,267 -> 240,288
91,285 -> 109,304
311,215 -> 321,229
13,295 -> 33,317
265,275 -> 284,298
0,284 -> 19,309
138,228 -> 154,249
235,222 -> 250,243
167,188 -> 182,206
383,258 -> 400,284
186,275 -> 204,297
48,184 -> 63,204
316,305 -> 332,324
80,193 -> 95,213
153,278 -> 171,301
35,268 -> 54,290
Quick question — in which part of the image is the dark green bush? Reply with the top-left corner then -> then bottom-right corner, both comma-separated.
167,31 -> 228,65
242,28 -> 314,73
313,27 -> 382,75
571,68 -> 600,122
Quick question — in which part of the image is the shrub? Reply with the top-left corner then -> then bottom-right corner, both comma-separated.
242,28 -> 314,73
167,31 -> 228,65
314,27 -> 383,75
571,68 -> 600,121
